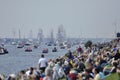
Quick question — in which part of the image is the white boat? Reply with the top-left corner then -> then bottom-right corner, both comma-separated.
17,44 -> 24,48
0,47 -> 8,55
11,42 -> 17,45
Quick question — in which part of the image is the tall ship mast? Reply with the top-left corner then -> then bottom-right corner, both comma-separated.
37,28 -> 44,44
19,29 -> 21,40
56,24 -> 66,45
12,29 -> 16,41
50,29 -> 54,44
11,29 -> 17,45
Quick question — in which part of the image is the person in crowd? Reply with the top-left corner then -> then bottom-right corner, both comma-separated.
103,61 -> 118,75
63,60 -> 71,80
67,49 -> 73,59
113,49 -> 120,60
68,69 -> 78,80
18,70 -> 26,80
38,54 -> 48,72
8,74 -> 16,80
82,69 -> 94,80
77,46 -> 82,56
53,62 -> 60,80
43,64 -> 53,80
0,74 -> 5,80
58,63 -> 66,79
93,67 -> 101,80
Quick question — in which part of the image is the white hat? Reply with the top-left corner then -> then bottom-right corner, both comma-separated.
64,61 -> 68,65
9,74 -> 16,78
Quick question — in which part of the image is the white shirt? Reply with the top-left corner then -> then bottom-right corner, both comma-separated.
26,70 -> 30,76
38,58 -> 47,68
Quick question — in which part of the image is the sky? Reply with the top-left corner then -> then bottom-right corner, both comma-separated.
0,0 -> 120,38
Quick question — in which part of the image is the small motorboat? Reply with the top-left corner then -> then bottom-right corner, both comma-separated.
60,46 -> 65,49
33,44 -> 39,49
17,44 -> 24,48
47,43 -> 52,46
34,45 -> 38,48
53,43 -> 57,46
42,48 -> 48,53
52,47 -> 57,52
11,42 -> 17,45
25,47 -> 32,52
24,42 -> 32,46
0,47 -> 8,55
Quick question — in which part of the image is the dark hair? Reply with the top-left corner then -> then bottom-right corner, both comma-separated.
41,54 -> 44,58
113,62 -> 118,67
20,70 -> 25,74
8,77 -> 15,80
94,67 -> 100,73
30,67 -> 34,75
30,67 -> 34,70
85,69 -> 90,73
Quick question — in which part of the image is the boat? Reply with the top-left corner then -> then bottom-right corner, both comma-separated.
47,43 -> 52,46
52,47 -> 57,52
33,44 -> 39,49
60,46 -> 65,49
63,41 -> 71,48
24,41 -> 32,46
11,41 -> 17,45
47,42 -> 52,46
53,43 -> 57,46
59,43 -> 65,49
17,44 -> 24,48
42,48 -> 48,53
0,47 -> 8,55
34,45 -> 38,48
25,47 -> 32,52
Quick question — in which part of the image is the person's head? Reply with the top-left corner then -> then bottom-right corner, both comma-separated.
30,67 -> 34,72
48,59 -> 52,62
74,63 -> 78,68
85,69 -> 90,75
20,70 -> 25,75
8,74 -> 16,80
93,67 -> 100,74
29,67 -> 34,75
87,63 -> 93,70
41,54 -> 44,58
112,61 -> 118,67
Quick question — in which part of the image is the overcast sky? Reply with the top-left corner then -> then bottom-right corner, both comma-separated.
0,0 -> 120,38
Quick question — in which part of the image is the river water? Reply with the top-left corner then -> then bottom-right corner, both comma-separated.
0,44 -> 76,76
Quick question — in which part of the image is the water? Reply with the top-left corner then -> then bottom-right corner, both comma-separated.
0,44 -> 76,76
